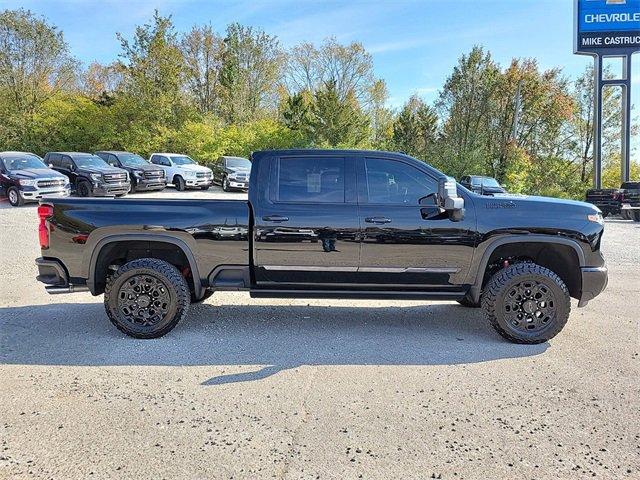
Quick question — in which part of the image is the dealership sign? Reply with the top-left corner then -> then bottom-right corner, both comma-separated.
575,0 -> 640,54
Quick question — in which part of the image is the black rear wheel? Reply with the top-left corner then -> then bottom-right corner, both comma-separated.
104,258 -> 190,338
482,263 -> 570,344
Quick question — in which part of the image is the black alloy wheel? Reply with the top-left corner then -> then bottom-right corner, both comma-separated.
104,258 -> 190,338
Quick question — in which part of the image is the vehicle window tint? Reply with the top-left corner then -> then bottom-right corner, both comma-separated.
62,156 -> 73,169
106,154 -> 119,167
364,158 -> 436,205
276,157 -> 345,203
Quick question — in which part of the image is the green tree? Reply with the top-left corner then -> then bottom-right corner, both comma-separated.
181,24 -> 224,114
0,8 -> 77,148
392,94 -> 438,159
306,80 -> 369,148
219,23 -> 282,124
116,10 -> 186,128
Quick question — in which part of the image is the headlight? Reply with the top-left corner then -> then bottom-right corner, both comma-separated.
90,173 -> 102,182
588,212 -> 604,225
18,179 -> 36,186
134,170 -> 144,178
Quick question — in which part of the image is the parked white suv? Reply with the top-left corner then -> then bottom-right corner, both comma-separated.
149,153 -> 213,191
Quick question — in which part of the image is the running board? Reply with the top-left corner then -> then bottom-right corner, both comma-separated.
249,289 -> 467,301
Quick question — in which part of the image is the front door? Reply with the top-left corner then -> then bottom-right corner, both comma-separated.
252,154 -> 360,287
356,156 -> 476,288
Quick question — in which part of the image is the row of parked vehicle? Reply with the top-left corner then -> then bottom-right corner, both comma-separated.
0,150 -> 252,206
585,181 -> 640,221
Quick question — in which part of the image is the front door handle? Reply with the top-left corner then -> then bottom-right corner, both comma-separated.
365,216 -> 392,224
262,215 -> 289,223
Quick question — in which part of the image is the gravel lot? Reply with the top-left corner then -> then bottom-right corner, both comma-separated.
1,189 -> 639,479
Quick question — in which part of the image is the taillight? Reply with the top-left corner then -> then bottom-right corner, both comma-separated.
38,204 -> 54,249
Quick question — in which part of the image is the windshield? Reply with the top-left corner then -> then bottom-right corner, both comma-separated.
74,155 -> 109,168
170,155 -> 196,166
119,154 -> 149,167
227,157 -> 251,169
2,154 -> 47,171
472,177 -> 500,188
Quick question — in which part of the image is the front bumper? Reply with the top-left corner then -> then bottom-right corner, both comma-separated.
135,178 -> 167,191
20,186 -> 70,202
578,266 -> 608,307
228,179 -> 249,190
93,181 -> 131,196
185,177 -> 212,188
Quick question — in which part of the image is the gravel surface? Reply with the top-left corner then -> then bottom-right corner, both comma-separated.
1,189 -> 639,479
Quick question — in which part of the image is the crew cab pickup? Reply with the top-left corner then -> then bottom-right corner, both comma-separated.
35,150 -> 608,344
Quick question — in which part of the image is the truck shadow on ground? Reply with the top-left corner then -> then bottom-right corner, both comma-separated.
0,302 -> 548,385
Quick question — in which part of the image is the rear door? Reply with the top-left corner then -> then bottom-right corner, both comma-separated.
356,155 -> 476,288
252,153 -> 360,287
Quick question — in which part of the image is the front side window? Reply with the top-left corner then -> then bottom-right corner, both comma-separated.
364,158 -> 436,205
276,157 -> 345,203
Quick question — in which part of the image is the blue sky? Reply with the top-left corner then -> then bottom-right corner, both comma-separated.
2,0 -> 639,108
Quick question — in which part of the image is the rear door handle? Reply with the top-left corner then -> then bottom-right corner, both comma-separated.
365,216 -> 392,224
262,215 -> 289,223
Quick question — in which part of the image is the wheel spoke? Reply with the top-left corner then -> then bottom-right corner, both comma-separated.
503,278 -> 557,333
117,273 -> 171,327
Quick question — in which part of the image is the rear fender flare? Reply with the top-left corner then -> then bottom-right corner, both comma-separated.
86,233 -> 202,298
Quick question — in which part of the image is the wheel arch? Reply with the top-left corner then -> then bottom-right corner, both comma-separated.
87,234 -> 203,299
469,235 -> 585,303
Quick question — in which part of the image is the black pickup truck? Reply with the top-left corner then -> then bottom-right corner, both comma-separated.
585,181 -> 640,220
35,150 -> 608,344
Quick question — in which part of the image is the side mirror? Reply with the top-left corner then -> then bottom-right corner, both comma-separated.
48,163 -> 54,168
438,176 -> 465,222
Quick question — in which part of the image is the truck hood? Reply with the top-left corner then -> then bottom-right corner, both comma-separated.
80,165 -> 127,175
228,167 -> 251,175
473,193 -> 601,236
175,164 -> 212,173
125,163 -> 164,173
9,168 -> 67,180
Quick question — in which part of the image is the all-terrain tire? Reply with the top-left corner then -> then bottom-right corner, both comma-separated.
457,295 -> 481,308
174,176 -> 186,191
104,258 -> 190,339
482,262 -> 571,344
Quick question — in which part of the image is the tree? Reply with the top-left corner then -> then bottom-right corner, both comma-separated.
392,94 -> 438,159
368,79 -> 394,149
181,24 -> 224,114
116,10 -> 185,127
0,8 -> 77,148
286,37 -> 376,105
219,23 -> 282,124
306,80 -> 369,148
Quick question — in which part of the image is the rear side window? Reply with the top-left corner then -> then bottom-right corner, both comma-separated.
151,155 -> 170,166
275,157 -> 345,203
364,158 -> 437,205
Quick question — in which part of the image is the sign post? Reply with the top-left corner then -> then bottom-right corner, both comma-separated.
574,0 -> 640,188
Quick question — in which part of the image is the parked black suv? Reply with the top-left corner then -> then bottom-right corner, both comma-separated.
95,151 -> 166,193
44,152 -> 130,197
211,156 -> 251,191
0,151 -> 70,206
460,175 -> 507,195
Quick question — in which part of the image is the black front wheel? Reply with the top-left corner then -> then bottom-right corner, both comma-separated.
104,258 -> 190,338
174,176 -> 186,191
201,185 -> 210,191
77,180 -> 92,197
482,263 -> 571,344
222,176 -> 230,192
7,187 -> 24,206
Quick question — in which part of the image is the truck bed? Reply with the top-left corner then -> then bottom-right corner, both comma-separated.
43,197 -> 250,288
